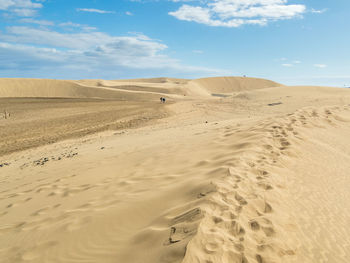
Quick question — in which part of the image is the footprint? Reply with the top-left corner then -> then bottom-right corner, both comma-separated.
325,109 -> 332,115
212,216 -> 223,224
235,193 -> 248,206
230,221 -> 245,236
264,202 -> 273,213
172,208 -> 203,224
249,220 -> 260,231
31,207 -> 50,216
234,242 -> 244,252
168,227 -> 180,244
24,197 -> 32,202
280,138 -> 291,147
165,225 -> 197,246
258,170 -> 269,176
256,254 -> 264,263
204,242 -> 219,254
258,182 -> 273,190
262,226 -> 275,237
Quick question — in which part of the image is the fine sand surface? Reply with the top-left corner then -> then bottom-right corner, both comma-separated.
0,77 -> 350,263
0,98 -> 167,156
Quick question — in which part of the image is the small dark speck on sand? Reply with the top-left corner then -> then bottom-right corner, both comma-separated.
268,102 -> 283,106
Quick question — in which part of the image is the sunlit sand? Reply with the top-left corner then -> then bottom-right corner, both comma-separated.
1,77 -> 350,262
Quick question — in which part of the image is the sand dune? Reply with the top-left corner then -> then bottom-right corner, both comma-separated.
114,77 -> 189,84
191,76 -> 282,94
1,77 -> 350,263
0,77 -> 282,99
0,79 -> 163,100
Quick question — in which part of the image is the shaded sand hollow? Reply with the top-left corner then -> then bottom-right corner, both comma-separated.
0,77 -> 350,263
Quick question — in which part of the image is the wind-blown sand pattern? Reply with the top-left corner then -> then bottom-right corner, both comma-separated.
0,77 -> 350,262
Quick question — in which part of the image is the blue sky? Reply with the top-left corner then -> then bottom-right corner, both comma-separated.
0,0 -> 349,86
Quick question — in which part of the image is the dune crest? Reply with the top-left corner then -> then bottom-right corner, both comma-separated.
0,77 -> 282,99
191,76 -> 282,94
181,105 -> 350,263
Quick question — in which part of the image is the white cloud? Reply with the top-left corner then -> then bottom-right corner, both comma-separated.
314,64 -> 327,68
20,18 -> 54,26
0,0 -> 42,10
0,0 -> 43,16
125,11 -> 133,16
311,8 -> 327,14
76,8 -> 115,14
193,49 -> 203,54
0,26 -> 229,78
59,21 -> 81,27
277,59 -> 301,66
0,26 -> 167,52
169,0 -> 306,27
59,22 -> 97,31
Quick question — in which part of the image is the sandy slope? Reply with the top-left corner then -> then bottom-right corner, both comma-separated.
191,76 -> 281,94
0,76 -> 281,99
0,77 -> 350,263
0,98 -> 167,156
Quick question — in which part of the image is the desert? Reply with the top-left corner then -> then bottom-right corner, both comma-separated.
1,77 -> 350,262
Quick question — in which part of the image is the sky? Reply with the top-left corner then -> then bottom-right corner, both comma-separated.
0,0 -> 349,86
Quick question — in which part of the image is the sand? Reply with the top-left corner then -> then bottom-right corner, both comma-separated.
0,98 -> 167,156
0,77 -> 350,263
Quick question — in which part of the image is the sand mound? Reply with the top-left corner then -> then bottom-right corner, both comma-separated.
0,79 -> 163,101
191,76 -> 282,94
0,77 -> 283,100
115,77 -> 189,84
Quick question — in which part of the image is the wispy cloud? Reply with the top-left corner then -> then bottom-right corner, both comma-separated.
314,64 -> 327,68
169,0 -> 306,28
0,26 -> 229,78
0,0 -> 43,16
59,21 -> 97,31
125,11 -> 133,16
19,18 -> 54,26
311,8 -> 327,14
279,59 -> 301,67
76,8 -> 115,14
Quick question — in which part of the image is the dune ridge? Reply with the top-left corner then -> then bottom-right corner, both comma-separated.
191,77 -> 282,94
0,77 -> 282,99
180,105 -> 350,263
0,79 -> 163,100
